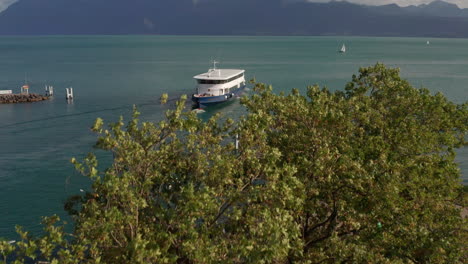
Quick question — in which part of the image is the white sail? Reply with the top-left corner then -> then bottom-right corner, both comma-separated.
340,44 -> 346,53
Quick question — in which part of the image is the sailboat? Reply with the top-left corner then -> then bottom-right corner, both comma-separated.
339,44 -> 346,53
426,41 -> 430,45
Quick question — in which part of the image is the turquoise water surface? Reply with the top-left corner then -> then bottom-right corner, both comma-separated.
0,36 -> 467,239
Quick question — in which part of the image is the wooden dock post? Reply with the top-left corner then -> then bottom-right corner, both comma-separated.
66,87 -> 73,100
45,85 -> 54,96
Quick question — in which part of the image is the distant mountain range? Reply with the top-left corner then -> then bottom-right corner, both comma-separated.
367,0 -> 468,18
0,0 -> 467,37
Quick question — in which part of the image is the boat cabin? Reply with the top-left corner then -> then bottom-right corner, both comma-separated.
193,68 -> 245,97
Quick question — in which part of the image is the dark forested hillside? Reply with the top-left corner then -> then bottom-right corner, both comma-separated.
0,0 -> 468,37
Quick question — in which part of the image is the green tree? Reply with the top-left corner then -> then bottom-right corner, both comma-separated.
1,64 -> 466,263
241,63 -> 467,263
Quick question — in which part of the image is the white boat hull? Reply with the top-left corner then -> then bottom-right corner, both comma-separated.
192,85 -> 245,108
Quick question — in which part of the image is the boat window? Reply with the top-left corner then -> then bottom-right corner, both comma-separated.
227,73 -> 244,82
197,72 -> 244,84
198,79 -> 225,84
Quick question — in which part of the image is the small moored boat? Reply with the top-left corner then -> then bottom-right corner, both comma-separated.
192,61 -> 246,108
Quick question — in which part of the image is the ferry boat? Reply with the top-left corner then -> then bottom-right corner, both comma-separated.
192,61 -> 246,108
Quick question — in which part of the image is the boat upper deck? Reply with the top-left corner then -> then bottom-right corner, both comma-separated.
194,69 -> 244,81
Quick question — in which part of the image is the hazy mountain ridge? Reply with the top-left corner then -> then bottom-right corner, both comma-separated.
368,0 -> 468,18
0,0 -> 467,37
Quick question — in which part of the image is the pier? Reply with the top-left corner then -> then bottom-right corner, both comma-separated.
0,93 -> 50,104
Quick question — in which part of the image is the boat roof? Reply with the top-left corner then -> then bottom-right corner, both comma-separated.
194,69 -> 244,80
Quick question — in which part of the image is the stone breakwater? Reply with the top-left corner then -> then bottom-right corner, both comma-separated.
0,93 -> 50,104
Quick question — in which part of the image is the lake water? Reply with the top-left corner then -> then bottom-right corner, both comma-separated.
0,36 -> 467,239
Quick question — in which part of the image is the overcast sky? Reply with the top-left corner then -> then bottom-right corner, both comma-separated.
0,0 -> 467,13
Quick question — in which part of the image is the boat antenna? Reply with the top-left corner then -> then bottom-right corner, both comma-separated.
212,60 -> 219,70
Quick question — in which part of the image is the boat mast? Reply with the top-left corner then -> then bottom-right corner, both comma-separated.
208,60 -> 220,77
211,60 -> 220,77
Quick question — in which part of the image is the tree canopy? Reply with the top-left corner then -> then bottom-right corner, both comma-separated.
1,63 -> 467,263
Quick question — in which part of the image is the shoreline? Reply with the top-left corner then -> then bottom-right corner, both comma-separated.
0,93 -> 50,104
